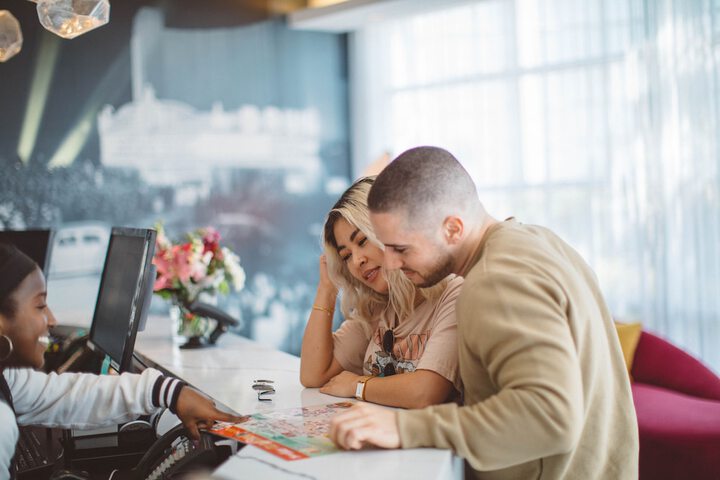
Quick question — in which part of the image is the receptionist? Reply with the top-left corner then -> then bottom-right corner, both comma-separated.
0,243 -> 242,479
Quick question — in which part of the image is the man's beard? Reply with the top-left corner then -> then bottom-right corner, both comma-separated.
415,252 -> 455,288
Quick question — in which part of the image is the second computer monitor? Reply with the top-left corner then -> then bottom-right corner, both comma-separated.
0,229 -> 54,274
87,227 -> 156,373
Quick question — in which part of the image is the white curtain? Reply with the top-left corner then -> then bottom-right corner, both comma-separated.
350,0 -> 720,371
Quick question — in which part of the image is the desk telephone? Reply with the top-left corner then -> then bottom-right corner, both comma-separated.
53,422 -> 240,480
182,300 -> 241,348
112,424 -> 239,480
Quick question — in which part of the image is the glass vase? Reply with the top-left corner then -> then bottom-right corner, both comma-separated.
168,300 -> 213,349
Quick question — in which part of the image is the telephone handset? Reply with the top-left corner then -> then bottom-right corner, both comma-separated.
115,424 -> 239,480
186,301 -> 240,346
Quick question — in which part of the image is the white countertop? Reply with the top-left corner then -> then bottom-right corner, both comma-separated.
135,315 -> 461,480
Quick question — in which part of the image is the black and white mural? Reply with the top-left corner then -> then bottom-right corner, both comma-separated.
0,1 -> 350,354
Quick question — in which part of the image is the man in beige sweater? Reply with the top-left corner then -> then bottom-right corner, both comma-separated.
329,146 -> 639,479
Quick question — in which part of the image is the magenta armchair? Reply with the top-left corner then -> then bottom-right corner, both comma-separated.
630,330 -> 720,480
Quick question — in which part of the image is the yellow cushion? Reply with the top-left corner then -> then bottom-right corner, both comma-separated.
614,321 -> 643,378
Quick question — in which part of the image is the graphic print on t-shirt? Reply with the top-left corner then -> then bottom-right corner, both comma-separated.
364,326 -> 430,376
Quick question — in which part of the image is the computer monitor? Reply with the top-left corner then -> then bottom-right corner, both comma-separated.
0,229 -> 54,274
87,227 -> 156,373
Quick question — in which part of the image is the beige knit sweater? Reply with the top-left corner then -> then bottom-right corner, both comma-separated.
397,219 -> 638,479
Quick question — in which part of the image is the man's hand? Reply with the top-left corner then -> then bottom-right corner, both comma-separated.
329,402 -> 401,450
320,371 -> 361,398
174,387 -> 245,440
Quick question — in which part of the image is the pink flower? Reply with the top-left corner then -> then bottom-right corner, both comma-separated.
152,248 -> 173,292
152,242 -> 194,291
201,227 -> 221,255
190,251 -> 210,282
153,274 -> 172,291
151,223 -> 244,304
170,243 -> 194,283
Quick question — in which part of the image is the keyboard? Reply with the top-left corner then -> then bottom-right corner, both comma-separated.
16,427 -> 51,475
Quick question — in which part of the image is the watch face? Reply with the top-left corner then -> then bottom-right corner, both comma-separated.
355,381 -> 364,399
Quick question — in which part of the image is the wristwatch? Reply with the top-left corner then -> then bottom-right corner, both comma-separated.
355,375 -> 372,401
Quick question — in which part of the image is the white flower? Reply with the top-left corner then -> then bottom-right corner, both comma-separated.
222,247 -> 246,292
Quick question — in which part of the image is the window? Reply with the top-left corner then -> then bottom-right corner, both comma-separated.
352,0 -> 720,370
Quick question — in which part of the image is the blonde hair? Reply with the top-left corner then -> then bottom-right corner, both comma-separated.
323,176 -> 448,329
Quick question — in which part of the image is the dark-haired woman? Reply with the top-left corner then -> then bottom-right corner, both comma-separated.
0,243 -> 241,478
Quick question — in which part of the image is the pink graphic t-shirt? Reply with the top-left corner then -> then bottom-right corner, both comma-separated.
332,275 -> 463,392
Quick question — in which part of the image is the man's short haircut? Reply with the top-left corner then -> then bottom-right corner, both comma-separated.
367,146 -> 479,227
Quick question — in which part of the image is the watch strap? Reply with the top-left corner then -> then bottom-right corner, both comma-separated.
355,375 -> 372,401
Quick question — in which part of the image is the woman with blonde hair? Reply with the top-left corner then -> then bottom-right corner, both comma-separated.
300,176 -> 462,409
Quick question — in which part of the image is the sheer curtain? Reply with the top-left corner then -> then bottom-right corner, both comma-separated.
350,0 -> 720,371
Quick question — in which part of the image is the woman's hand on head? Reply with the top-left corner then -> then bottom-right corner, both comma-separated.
174,387 -> 246,440
320,370 -> 361,398
318,255 -> 339,295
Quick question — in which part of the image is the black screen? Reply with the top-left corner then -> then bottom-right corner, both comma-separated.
0,230 -> 54,273
88,228 -> 155,372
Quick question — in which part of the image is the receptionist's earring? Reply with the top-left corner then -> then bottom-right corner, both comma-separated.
0,335 -> 13,362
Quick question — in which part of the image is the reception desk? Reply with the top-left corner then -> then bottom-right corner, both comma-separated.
134,316 -> 462,480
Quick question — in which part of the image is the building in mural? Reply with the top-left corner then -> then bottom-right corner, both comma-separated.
98,87 -> 324,198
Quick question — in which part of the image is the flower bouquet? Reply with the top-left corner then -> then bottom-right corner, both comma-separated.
153,224 -> 245,346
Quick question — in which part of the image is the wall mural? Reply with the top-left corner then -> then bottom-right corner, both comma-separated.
0,2 -> 350,354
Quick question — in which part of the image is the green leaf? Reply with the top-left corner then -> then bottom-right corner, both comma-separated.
154,290 -> 173,301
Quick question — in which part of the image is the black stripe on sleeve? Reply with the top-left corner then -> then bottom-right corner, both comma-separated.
168,381 -> 187,414
151,376 -> 164,408
151,376 -> 187,412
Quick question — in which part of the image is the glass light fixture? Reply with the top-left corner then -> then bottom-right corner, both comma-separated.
37,0 -> 110,40
0,0 -> 111,62
0,10 -> 23,63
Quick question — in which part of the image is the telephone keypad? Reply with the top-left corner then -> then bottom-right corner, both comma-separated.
145,435 -> 213,480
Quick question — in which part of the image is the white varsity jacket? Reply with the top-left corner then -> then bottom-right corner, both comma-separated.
0,368 -> 184,480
